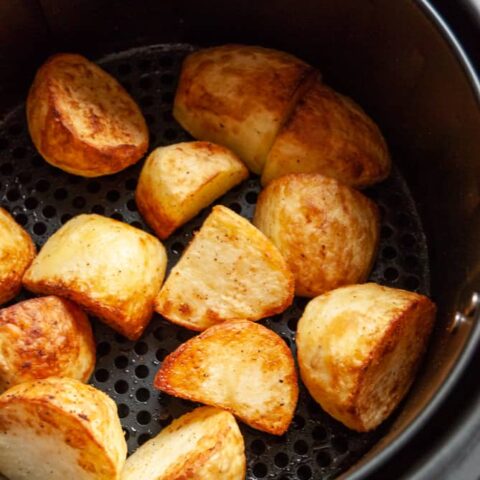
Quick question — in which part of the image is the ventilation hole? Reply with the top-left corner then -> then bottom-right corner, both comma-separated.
123,428 -> 130,441
114,380 -> 129,394
381,225 -> 393,239
14,213 -> 27,226
405,275 -> 420,290
61,213 -> 72,224
12,147 -> 26,159
158,56 -> 174,67
135,365 -> 149,379
87,180 -> 101,193
54,188 -> 68,200
137,433 -> 151,446
251,439 -> 266,455
91,204 -> 105,215
171,242 -> 185,255
140,96 -> 154,107
7,188 -> 20,201
24,197 -> 38,210
401,233 -> 416,248
287,317 -> 298,331
0,138 -> 8,150
136,388 -> 150,402
332,436 -> 348,454
292,414 -> 305,430
384,267 -> 399,281
137,410 -> 151,425
382,246 -> 397,259
1,163 -> 13,175
316,451 -> 332,467
156,348 -> 168,362
294,440 -> 308,455
274,452 -> 289,468
246,191 -> 257,204
134,342 -> 148,355
117,63 -> 132,76
95,369 -> 109,382
72,196 -> 86,209
96,341 -> 111,357
139,77 -> 152,90
138,59 -> 151,71
153,327 -> 163,340
313,425 -> 327,441
125,178 -> 137,191
107,190 -> 120,202
405,255 -> 418,269
252,463 -> 268,478
229,202 -> 242,214
111,212 -> 123,221
162,91 -> 174,103
35,179 -> 50,192
18,172 -> 32,184
145,113 -> 155,126
118,404 -> 129,418
127,199 -> 137,211
33,222 -> 47,235
115,355 -> 128,369
160,73 -> 174,85
297,465 -> 312,479
8,123 -> 23,135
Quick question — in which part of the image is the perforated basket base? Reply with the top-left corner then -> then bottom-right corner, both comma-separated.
0,44 -> 430,480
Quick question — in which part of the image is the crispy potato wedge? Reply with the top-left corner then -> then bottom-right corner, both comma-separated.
0,296 -> 95,392
121,407 -> 245,480
174,44 -> 315,173
154,320 -> 298,435
253,173 -> 379,297
0,377 -> 126,479
261,79 -> 390,187
297,283 -> 436,431
23,214 -> 167,340
155,205 -> 294,330
27,53 -> 148,177
0,208 -> 35,305
136,141 -> 248,239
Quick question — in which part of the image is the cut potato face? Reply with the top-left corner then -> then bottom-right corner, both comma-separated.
0,296 -> 95,392
297,283 -> 436,431
261,80 -> 390,187
136,141 -> 248,239
23,214 -> 167,340
154,320 -> 298,435
0,207 -> 35,305
155,205 -> 294,330
121,407 -> 245,480
0,377 -> 126,480
174,44 -> 314,173
27,53 -> 148,177
253,173 -> 379,297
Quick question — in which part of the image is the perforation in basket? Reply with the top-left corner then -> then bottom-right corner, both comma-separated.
0,44 -> 430,479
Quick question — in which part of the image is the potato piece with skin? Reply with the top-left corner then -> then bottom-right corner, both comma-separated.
136,141 -> 249,239
174,44 -> 315,174
0,208 -> 35,305
0,377 -> 127,480
27,53 -> 148,177
155,205 -> 294,330
155,320 -> 298,435
23,214 -> 167,340
253,173 -> 379,297
297,283 -> 436,432
0,296 -> 95,392
121,407 -> 245,480
261,80 -> 390,187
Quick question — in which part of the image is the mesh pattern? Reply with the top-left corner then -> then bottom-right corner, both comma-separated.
0,44 -> 430,479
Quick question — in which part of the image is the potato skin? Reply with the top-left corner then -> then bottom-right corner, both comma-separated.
27,53 -> 148,177
155,205 -> 294,330
0,208 -> 36,305
136,141 -> 248,239
155,320 -> 298,435
261,80 -> 390,187
23,214 -> 167,340
174,44 -> 314,174
0,296 -> 95,392
0,377 -> 126,479
253,173 -> 379,297
121,407 -> 245,480
296,283 -> 436,431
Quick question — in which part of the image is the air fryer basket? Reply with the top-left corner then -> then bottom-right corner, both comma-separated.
0,1 -> 480,479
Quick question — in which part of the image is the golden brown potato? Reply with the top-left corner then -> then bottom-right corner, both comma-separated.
121,407 -> 245,480
136,141 -> 248,239
174,44 -> 315,174
297,283 -> 436,432
155,205 -> 294,330
27,53 -> 148,177
0,296 -> 95,392
253,173 -> 379,297
155,320 -> 298,435
261,79 -> 390,187
23,214 -> 167,340
0,208 -> 35,305
0,377 -> 127,479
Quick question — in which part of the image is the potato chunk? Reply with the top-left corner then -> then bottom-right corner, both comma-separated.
0,208 -> 35,305
0,377 -> 126,479
253,173 -> 379,297
297,283 -> 436,431
155,320 -> 298,435
27,53 -> 148,177
261,80 -> 390,187
136,141 -> 248,239
155,205 -> 293,330
23,214 -> 167,340
0,296 -> 95,392
121,407 -> 245,480
174,45 -> 314,173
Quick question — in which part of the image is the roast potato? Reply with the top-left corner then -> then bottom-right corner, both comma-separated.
296,283 -> 436,432
0,208 -> 35,305
0,296 -> 95,392
155,205 -> 294,330
0,377 -> 127,479
253,173 -> 379,297
121,406 -> 245,480
136,141 -> 248,239
174,44 -> 315,173
27,53 -> 148,177
261,79 -> 390,187
155,320 -> 298,435
23,214 -> 167,340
